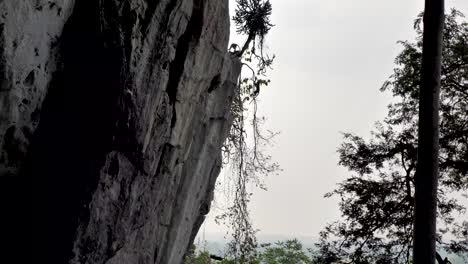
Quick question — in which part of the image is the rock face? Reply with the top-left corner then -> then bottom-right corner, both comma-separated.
0,1 -> 240,263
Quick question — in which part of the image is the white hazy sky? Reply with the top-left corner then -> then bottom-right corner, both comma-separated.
202,0 -> 468,239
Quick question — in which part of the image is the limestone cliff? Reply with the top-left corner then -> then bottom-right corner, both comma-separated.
0,1 -> 240,263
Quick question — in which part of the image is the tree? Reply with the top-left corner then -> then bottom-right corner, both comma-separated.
233,0 -> 273,57
185,239 -> 313,264
215,0 -> 278,262
314,9 -> 468,264
413,0 -> 445,263
259,239 -> 313,264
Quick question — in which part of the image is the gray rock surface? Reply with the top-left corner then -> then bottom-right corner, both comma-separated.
0,0 -> 74,176
0,1 -> 240,263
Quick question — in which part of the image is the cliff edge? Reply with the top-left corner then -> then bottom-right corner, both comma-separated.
0,0 -> 240,263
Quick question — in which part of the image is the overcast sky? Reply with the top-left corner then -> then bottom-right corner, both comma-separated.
201,0 -> 468,240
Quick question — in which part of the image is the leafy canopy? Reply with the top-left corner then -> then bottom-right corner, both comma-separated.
314,9 -> 468,264
260,239 -> 313,264
185,239 -> 313,264
233,0 -> 273,55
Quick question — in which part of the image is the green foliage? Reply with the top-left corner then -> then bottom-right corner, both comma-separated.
233,0 -> 273,37
260,239 -> 313,264
185,239 -> 314,264
315,9 -> 468,264
233,0 -> 273,56
185,245 -> 212,264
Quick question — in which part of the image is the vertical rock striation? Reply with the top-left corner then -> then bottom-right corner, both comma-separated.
0,1 -> 240,263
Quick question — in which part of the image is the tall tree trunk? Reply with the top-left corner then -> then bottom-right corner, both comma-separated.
413,1 -> 444,264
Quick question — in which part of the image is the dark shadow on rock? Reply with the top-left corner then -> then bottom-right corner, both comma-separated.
23,2 -> 124,263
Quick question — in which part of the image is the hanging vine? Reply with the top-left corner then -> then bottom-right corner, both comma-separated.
214,1 -> 279,262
